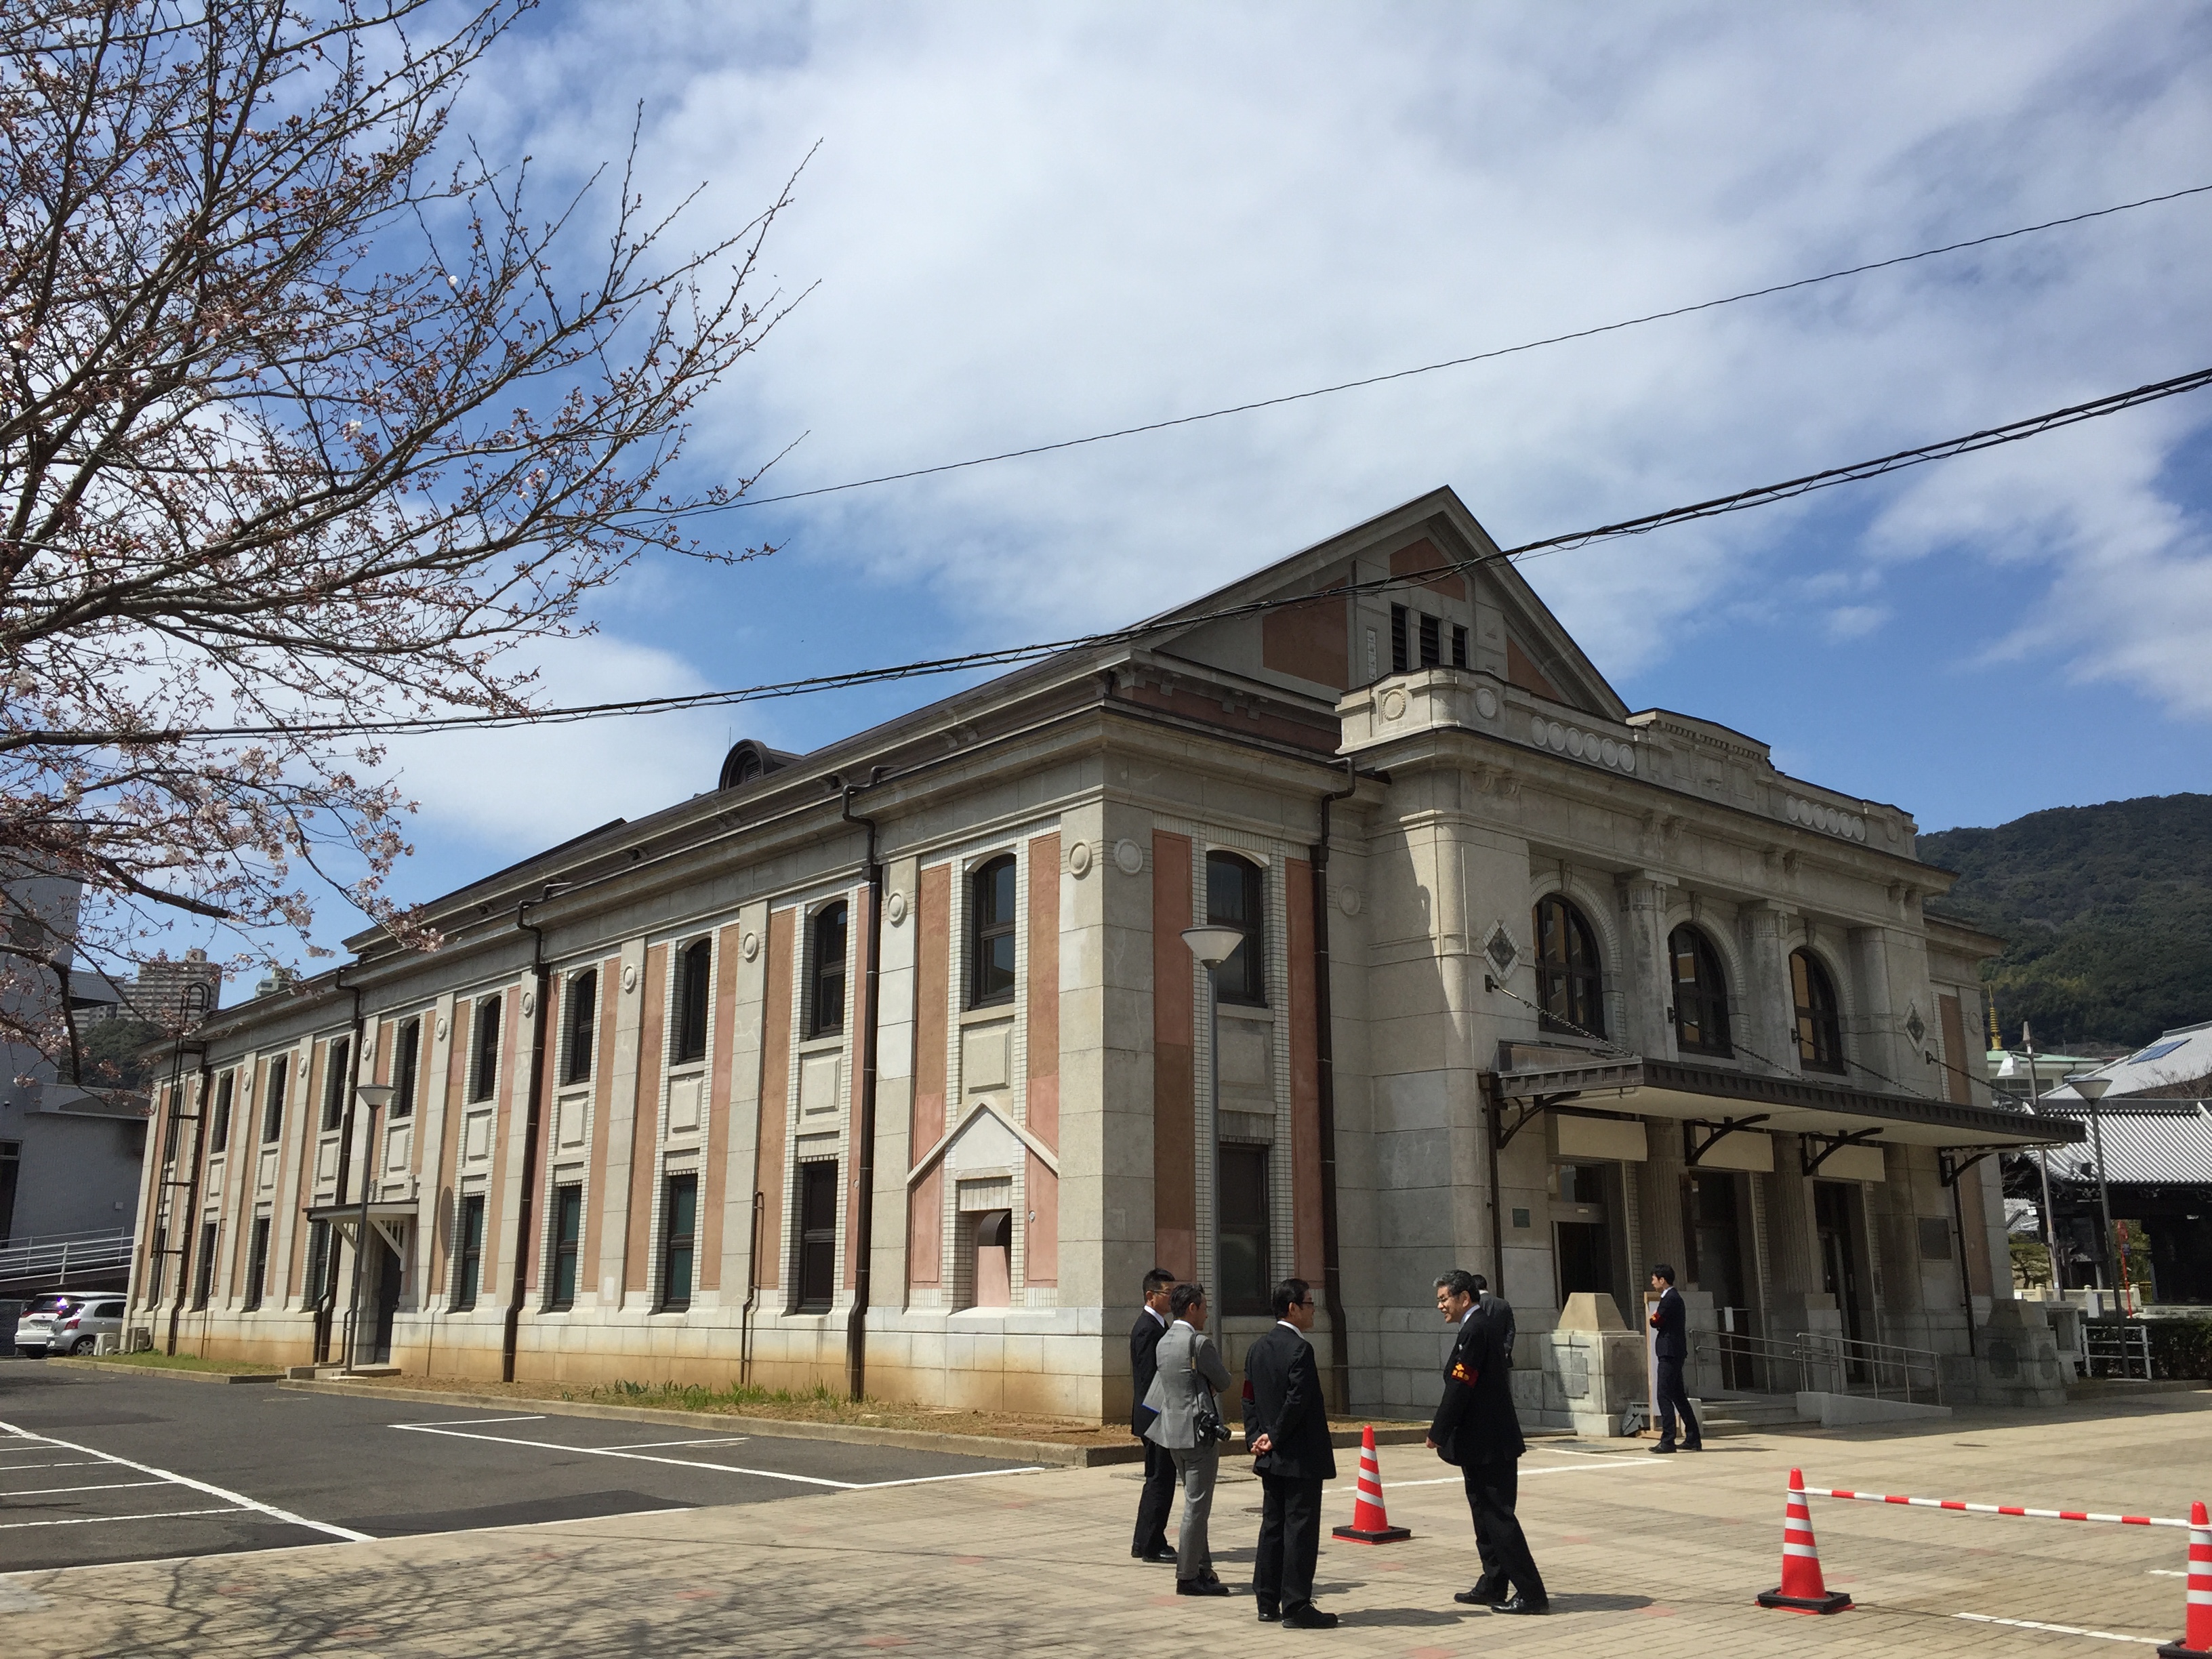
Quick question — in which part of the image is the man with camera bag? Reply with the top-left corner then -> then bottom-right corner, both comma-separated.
1143,1282 -> 1235,1595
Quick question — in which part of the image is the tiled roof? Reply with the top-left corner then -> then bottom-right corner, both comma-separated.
2038,1101 -> 2212,1185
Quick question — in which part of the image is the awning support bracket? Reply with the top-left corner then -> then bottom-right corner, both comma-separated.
1496,1091 -> 1576,1151
1684,1114 -> 1771,1168
1802,1126 -> 1885,1176
1937,1148 -> 1994,1187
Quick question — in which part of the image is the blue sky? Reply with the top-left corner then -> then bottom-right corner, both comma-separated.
283,2 -> 2212,958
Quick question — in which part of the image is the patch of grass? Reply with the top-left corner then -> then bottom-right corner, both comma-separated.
73,1350 -> 287,1375
575,1378 -> 884,1419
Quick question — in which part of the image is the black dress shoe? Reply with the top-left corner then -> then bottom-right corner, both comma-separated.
1649,1443 -> 1677,1454
1282,1603 -> 1340,1629
1136,1545 -> 1179,1565
1256,1606 -> 1281,1623
1491,1596 -> 1549,1615
1454,1584 -> 1507,1606
1177,1577 -> 1231,1597
1683,1442 -> 1704,1452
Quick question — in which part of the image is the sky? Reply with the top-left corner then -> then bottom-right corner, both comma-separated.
279,1 -> 2212,959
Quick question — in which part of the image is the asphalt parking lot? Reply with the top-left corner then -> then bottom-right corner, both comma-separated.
0,1360 -> 1040,1574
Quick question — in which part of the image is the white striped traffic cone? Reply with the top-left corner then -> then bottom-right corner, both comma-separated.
1330,1424 -> 1411,1544
2158,1500 -> 2212,1658
1757,1467 -> 1851,1614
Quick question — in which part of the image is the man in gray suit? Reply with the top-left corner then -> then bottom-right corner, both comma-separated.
1143,1282 -> 1233,1596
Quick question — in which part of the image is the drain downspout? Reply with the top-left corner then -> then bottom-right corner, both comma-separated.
840,771 -> 889,1401
1311,756 -> 1358,1412
503,889 -> 560,1382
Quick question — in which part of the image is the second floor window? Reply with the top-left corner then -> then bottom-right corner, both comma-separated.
562,968 -> 598,1085
321,1037 -> 350,1132
470,995 -> 501,1103
808,903 -> 848,1038
261,1056 -> 287,1144
674,939 -> 712,1063
969,856 -> 1017,1007
1532,895 -> 1604,1038
1792,950 -> 1846,1074
1206,852 -> 1266,1006
391,1017 -> 420,1120
209,1071 -> 233,1153
1670,926 -> 1733,1057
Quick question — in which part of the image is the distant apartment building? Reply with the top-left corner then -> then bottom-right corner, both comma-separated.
78,948 -> 223,1029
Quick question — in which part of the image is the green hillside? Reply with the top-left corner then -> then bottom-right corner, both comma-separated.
1919,794 -> 2212,1051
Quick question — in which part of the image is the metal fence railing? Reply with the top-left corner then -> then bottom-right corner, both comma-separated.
2083,1321 -> 2154,1381
1693,1326 -> 1944,1406
0,1227 -> 137,1289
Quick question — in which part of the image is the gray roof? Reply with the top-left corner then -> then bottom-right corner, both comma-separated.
2037,1020 -> 2212,1103
2039,1101 -> 2212,1185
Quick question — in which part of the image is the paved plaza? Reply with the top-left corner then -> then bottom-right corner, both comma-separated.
2,1378 -> 2207,1657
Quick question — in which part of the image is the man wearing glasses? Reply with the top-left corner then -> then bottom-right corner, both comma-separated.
1244,1277 -> 1339,1629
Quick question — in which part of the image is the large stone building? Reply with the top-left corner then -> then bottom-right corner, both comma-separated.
125,489 -> 2081,1422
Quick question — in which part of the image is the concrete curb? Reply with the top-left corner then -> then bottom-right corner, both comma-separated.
277,1378 -> 1435,1467
49,1357 -> 283,1386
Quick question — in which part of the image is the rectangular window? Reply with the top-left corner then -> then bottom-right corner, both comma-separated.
1218,1145 -> 1271,1316
968,858 -> 1018,1008
470,996 -> 501,1103
304,1218 -> 331,1304
808,905 -> 848,1038
562,969 -> 598,1086
321,1036 -> 350,1132
1451,623 -> 1469,669
208,1073 -> 233,1154
453,1193 -> 486,1311
242,1216 -> 270,1311
660,1173 -> 698,1311
261,1057 -> 287,1144
796,1160 -> 838,1312
192,1221 -> 218,1309
392,1017 -> 420,1120
548,1184 -> 582,1310
1418,611 -> 1441,668
1389,604 -> 1410,674
146,1225 -> 167,1303
674,940 -> 712,1063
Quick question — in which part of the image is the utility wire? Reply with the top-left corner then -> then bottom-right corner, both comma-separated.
709,181 -> 2212,512
22,357 -> 2212,748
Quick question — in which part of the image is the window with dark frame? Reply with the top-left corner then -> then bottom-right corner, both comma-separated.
1451,623 -> 1469,669
1389,605 -> 1410,673
1792,950 -> 1847,1074
1670,926 -> 1734,1057
808,903 -> 848,1037
242,1216 -> 270,1311
147,1225 -> 166,1303
1532,895 -> 1605,1038
469,995 -> 501,1103
1418,611 -> 1441,668
968,856 -> 1018,1008
562,968 -> 598,1086
1218,1145 -> 1271,1315
192,1220 -> 218,1309
209,1073 -> 233,1153
261,1056 -> 287,1144
548,1184 -> 583,1310
391,1017 -> 419,1120
796,1160 -> 838,1312
1205,852 -> 1266,1006
452,1193 -> 486,1311
660,1172 -> 698,1310
321,1036 -> 350,1132
304,1219 -> 331,1305
674,939 -> 712,1063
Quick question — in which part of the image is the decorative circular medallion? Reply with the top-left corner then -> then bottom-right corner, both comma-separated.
520,989 -> 535,1017
1531,712 -> 1548,743
434,1016 -> 448,1040
1547,720 -> 1567,752
886,890 -> 909,925
1474,686 -> 1499,720
1067,840 -> 1093,878
1600,737 -> 1618,766
742,931 -> 760,962
1618,747 -> 1635,775
1565,728 -> 1584,758
1378,687 -> 1408,721
622,963 -> 638,993
1113,838 -> 1145,876
1338,886 -> 1362,917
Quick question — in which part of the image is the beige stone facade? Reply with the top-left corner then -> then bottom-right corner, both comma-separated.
125,488 -> 2081,1424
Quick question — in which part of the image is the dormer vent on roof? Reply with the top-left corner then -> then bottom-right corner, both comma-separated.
718,739 -> 798,790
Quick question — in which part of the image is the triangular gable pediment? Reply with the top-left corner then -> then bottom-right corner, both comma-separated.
1146,486 -> 1627,722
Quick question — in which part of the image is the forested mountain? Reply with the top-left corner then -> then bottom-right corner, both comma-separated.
1920,794 -> 2212,1051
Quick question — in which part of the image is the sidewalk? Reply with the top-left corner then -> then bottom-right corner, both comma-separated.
7,1389 -> 2207,1656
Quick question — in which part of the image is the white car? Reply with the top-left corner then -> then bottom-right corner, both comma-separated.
14,1292 -> 125,1357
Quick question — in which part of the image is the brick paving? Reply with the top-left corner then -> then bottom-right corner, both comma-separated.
5,1390 -> 2208,1657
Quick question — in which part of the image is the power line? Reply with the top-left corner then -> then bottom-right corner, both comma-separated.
28,356 -> 2212,749
705,180 -> 2212,512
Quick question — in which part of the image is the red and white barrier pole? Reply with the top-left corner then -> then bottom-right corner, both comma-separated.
1801,1485 -> 2188,1529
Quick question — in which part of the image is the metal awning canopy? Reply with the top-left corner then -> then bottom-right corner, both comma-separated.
1492,1055 -> 2086,1151
304,1200 -> 416,1255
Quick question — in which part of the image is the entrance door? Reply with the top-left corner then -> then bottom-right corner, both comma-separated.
1814,1181 -> 1866,1351
371,1235 -> 403,1364
1685,1170 -> 1753,1387
1551,1162 -> 1618,1320
971,1210 -> 1012,1308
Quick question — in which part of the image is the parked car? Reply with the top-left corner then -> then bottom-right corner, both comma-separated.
13,1292 -> 125,1357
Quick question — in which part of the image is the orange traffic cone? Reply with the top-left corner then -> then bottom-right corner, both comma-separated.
2158,1501 -> 2212,1658
1330,1425 -> 1412,1544
1757,1468 -> 1852,1614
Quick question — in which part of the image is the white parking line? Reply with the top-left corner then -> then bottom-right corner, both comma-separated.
1955,1613 -> 2162,1645
608,1437 -> 752,1450
388,1422 -> 1042,1489
3,1480 -> 167,1498
0,1421 -> 371,1543
401,1416 -> 550,1428
0,1461 -> 103,1471
0,1507 -> 249,1532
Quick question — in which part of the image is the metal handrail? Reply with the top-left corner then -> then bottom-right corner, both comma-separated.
1692,1326 -> 1944,1406
0,1227 -> 136,1288
2083,1321 -> 2154,1382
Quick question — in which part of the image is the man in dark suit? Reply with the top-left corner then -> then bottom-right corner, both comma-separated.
1647,1264 -> 1701,1453
1244,1276 -> 1338,1629
1427,1269 -> 1547,1615
1130,1267 -> 1180,1561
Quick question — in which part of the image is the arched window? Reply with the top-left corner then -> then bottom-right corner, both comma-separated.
674,938 -> 712,1063
1532,895 -> 1604,1038
1792,950 -> 1845,1074
1206,852 -> 1266,1006
562,970 -> 597,1086
968,855 -> 1017,1008
808,903 -> 848,1038
1668,927 -> 1732,1057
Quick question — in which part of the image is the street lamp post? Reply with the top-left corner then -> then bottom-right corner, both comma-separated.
2066,1072 -> 2120,1311
342,1081 -> 396,1372
1181,924 -> 1245,1348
